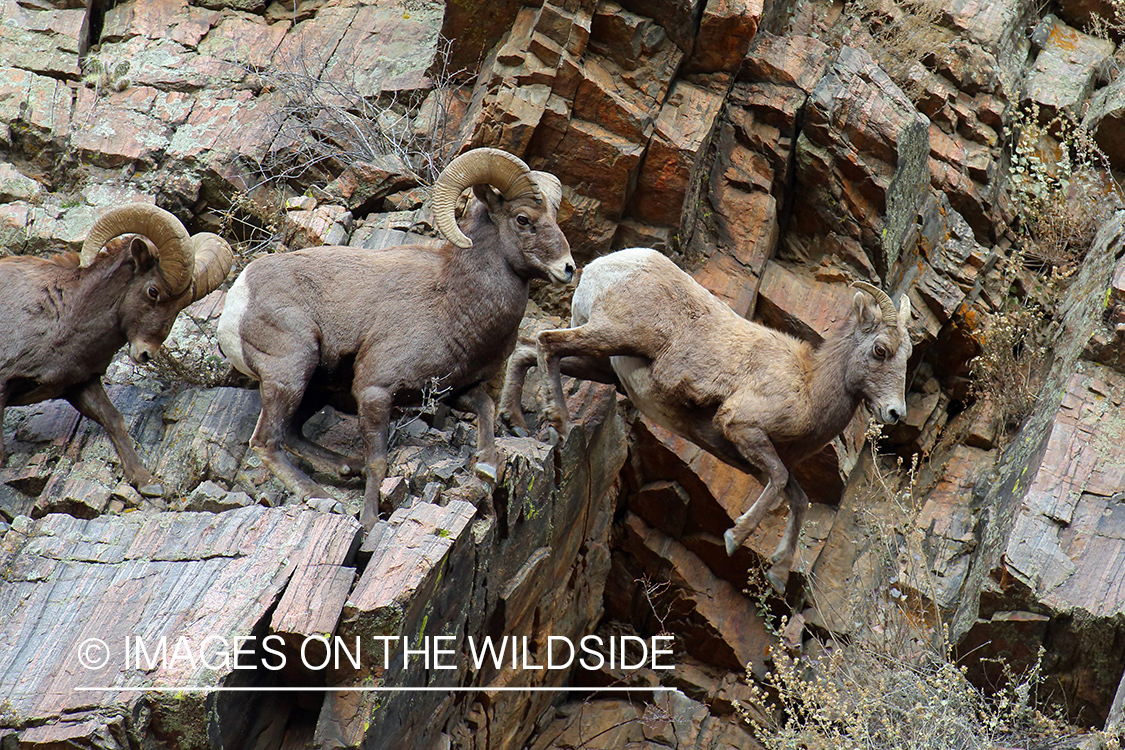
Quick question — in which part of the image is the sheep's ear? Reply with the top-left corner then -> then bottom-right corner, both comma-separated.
129,236 -> 155,271
472,183 -> 504,215
853,291 -> 879,332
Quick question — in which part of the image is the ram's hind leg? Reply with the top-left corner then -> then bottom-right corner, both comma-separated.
499,344 -> 537,435
536,325 -> 632,439
67,379 -> 163,497
253,382 -> 329,501
284,395 -> 364,477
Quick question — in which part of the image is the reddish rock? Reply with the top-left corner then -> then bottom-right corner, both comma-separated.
754,260 -> 856,344
71,87 -> 171,169
549,119 -> 645,215
739,30 -> 831,92
0,0 -> 83,78
794,46 -> 930,277
1085,72 -> 1125,172
616,0 -> 702,55
630,78 -> 727,227
197,12 -> 290,68
0,507 -> 362,747
324,156 -> 420,213
906,445 -> 993,608
687,0 -> 762,74
622,512 -> 774,671
0,65 -> 73,157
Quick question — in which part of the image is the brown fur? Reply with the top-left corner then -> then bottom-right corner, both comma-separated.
218,186 -> 575,531
0,237 -> 197,495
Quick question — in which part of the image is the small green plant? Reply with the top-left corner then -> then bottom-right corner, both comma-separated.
81,55 -> 131,94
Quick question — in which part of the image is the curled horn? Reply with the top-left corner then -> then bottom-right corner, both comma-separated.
530,171 -> 562,214
80,203 -> 194,295
850,280 -> 899,327
188,232 -> 234,302
431,148 -> 542,249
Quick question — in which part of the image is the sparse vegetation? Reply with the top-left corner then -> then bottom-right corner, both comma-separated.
967,102 -> 1123,434
826,0 -> 952,102
740,438 -> 1096,750
217,37 -> 465,255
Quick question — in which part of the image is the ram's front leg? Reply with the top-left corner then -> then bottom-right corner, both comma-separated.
67,379 -> 163,497
357,384 -> 393,531
765,476 -> 809,593
451,384 -> 499,483
718,414 -> 789,559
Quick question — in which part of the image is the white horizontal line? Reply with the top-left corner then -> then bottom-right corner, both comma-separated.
76,686 -> 675,693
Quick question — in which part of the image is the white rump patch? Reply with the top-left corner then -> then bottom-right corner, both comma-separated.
216,271 -> 253,377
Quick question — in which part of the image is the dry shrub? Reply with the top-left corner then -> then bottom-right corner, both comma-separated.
740,440 -> 1092,750
1006,103 -> 1123,273
251,35 -> 464,189
968,103 -> 1125,433
830,0 -> 951,101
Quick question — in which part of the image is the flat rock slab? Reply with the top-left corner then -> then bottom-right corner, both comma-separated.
1003,362 -> 1125,617
0,505 -> 362,747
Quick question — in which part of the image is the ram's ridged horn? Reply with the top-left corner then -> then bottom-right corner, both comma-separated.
80,203 -> 194,295
431,148 -> 542,249
850,280 -> 899,327
189,232 -> 234,302
896,293 -> 912,328
530,171 -> 562,214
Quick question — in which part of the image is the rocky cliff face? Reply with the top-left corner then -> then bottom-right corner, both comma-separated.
3,0 -> 1125,747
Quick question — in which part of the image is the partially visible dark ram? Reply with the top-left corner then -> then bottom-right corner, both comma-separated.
0,203 -> 234,495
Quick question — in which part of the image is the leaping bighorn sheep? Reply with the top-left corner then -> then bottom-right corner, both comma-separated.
500,247 -> 912,591
216,147 -> 575,531
0,202 -> 234,495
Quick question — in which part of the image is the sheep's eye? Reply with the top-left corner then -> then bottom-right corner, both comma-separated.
873,343 -> 888,360
516,214 -> 530,227
147,286 -> 160,301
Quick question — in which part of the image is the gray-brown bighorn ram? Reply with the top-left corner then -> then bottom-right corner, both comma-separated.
216,147 -> 575,531
0,203 -> 234,496
500,247 -> 912,591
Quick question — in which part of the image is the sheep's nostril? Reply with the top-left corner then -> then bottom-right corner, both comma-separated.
564,264 -> 576,281
139,350 -> 152,363
888,407 -> 903,423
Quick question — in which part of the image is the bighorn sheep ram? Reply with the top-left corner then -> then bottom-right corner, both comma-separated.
500,247 -> 912,591
0,202 -> 234,495
216,147 -> 575,531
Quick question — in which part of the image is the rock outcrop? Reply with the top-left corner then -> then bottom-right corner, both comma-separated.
5,0 -> 1125,745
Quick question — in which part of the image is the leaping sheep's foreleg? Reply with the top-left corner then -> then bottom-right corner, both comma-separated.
720,418 -> 791,577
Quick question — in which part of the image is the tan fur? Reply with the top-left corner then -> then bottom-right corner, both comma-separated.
500,247 -> 912,591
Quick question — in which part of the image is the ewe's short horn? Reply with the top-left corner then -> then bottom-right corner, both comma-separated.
81,203 -> 194,295
851,280 -> 899,327
189,232 -> 234,302
431,148 -> 542,249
